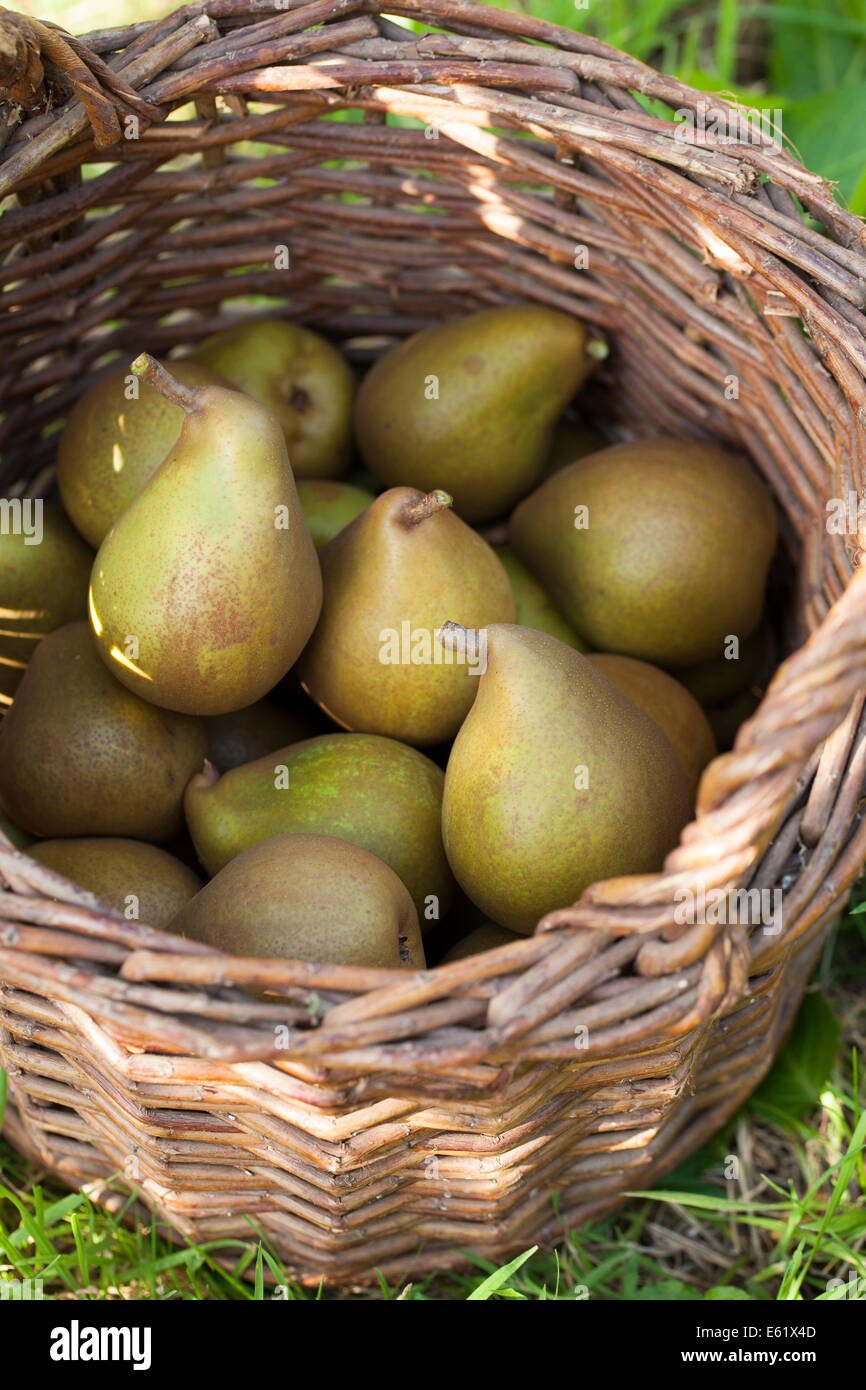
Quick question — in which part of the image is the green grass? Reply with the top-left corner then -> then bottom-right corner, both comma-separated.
2,0 -> 864,1301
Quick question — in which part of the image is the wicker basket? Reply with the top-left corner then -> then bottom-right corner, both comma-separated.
2,0 -> 866,1288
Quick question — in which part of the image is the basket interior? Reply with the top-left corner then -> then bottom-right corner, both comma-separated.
1,4 -> 866,1283
1,3 -> 862,656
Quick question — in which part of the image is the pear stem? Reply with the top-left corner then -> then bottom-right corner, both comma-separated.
131,352 -> 199,413
438,620 -> 474,651
402,489 -> 453,527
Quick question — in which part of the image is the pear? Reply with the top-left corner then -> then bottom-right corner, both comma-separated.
184,731 -> 454,924
0,501 -> 93,698
29,838 -> 201,930
509,438 -> 777,668
88,355 -> 322,716
678,619 -> 772,705
203,696 -> 322,774
0,623 -> 207,840
495,545 -> 587,651
441,923 -> 521,962
188,319 -> 356,479
57,360 -> 227,547
441,624 -> 690,933
354,305 -> 591,522
0,797 -> 32,850
297,478 -> 374,548
296,487 -> 516,746
588,652 -> 716,804
172,833 -> 425,969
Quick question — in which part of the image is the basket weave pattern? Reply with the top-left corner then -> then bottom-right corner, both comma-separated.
1,0 -> 866,1283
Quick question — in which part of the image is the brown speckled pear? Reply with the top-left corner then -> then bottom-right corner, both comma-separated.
509,438 -> 777,668
57,359 -> 228,547
0,622 -> 206,841
188,319 -> 357,479
29,838 -> 202,930
588,652 -> 716,804
441,624 -> 690,934
88,355 -> 322,716
296,487 -> 516,746
184,731 -> 453,923
354,305 -> 591,522
0,502 -> 93,697
172,833 -> 425,969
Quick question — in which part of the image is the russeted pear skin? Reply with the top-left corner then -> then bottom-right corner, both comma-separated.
188,319 -> 357,479
0,502 -> 93,696
57,360 -> 228,547
172,833 -> 425,969
296,487 -> 516,746
184,731 -> 454,923
588,653 -> 716,804
509,438 -> 777,668
441,625 -> 690,934
29,839 -> 202,930
0,623 -> 207,841
88,356 -> 322,716
495,545 -> 587,651
354,305 -> 591,522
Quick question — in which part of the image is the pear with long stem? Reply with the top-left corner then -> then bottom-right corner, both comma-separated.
88,354 -> 322,716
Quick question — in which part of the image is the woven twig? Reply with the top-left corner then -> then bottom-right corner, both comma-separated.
1,0 -> 865,1285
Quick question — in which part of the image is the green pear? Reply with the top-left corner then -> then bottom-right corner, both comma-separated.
57,360 -> 228,547
495,545 -> 587,651
188,319 -> 356,479
509,438 -> 777,668
441,624 -> 690,933
203,696 -> 323,774
0,622 -> 206,840
88,355 -> 322,716
588,652 -> 716,804
0,501 -> 93,699
297,478 -> 374,549
184,731 -> 454,924
354,305 -> 591,522
440,923 -> 521,962
296,487 -> 516,746
172,833 -> 425,969
29,838 -> 201,930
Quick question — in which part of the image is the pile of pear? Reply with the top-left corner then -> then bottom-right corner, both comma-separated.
0,306 -> 778,969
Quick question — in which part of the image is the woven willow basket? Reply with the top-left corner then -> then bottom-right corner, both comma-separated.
2,0 -> 866,1288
